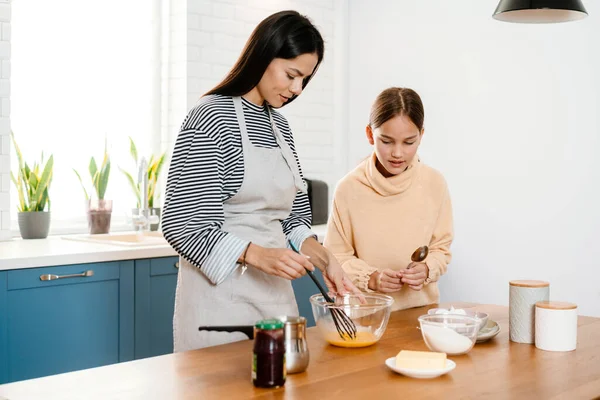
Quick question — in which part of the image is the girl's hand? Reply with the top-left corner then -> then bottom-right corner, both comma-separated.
323,257 -> 363,297
399,262 -> 429,290
368,269 -> 403,293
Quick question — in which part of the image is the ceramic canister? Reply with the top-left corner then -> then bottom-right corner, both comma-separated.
535,301 -> 578,352
509,280 -> 549,344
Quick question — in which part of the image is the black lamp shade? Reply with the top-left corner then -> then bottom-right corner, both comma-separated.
493,0 -> 588,23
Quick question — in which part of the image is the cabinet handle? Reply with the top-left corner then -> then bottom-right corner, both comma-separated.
40,270 -> 94,281
174,262 -> 179,269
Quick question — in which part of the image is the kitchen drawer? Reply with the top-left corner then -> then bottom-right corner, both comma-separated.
149,256 -> 179,276
7,262 -> 120,290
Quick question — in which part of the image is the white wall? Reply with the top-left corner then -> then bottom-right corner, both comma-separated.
0,2 -> 9,241
166,0 -> 347,191
347,0 -> 600,316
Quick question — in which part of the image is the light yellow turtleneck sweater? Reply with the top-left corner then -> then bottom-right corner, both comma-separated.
324,153 -> 453,312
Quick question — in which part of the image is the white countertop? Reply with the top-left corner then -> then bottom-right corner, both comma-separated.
0,234 -> 178,271
0,225 -> 328,271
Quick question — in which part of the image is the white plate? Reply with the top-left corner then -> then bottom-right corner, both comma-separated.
476,320 -> 500,343
385,357 -> 456,379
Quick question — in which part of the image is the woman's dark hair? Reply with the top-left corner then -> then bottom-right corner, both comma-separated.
204,10 -> 324,106
369,87 -> 425,131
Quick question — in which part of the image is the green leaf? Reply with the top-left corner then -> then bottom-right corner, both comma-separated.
129,137 -> 138,165
89,157 -> 98,183
39,187 -> 48,211
33,155 -> 53,210
10,171 -> 17,187
10,131 -> 25,171
73,168 -> 90,200
27,172 -> 38,210
98,158 -> 110,200
147,152 -> 166,207
154,152 -> 166,178
28,171 -> 38,190
119,166 -> 141,208
148,181 -> 155,208
23,162 -> 31,183
17,169 -> 28,212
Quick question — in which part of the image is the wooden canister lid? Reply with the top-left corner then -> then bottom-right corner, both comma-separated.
509,280 -> 550,288
535,301 -> 577,310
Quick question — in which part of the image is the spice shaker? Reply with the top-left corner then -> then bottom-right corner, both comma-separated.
252,319 -> 286,388
279,316 -> 310,374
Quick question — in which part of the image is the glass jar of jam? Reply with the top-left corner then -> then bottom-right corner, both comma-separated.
252,319 -> 286,388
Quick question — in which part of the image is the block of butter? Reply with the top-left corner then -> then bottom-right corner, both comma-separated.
395,350 -> 447,370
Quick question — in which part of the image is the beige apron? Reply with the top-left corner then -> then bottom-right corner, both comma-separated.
173,97 -> 306,352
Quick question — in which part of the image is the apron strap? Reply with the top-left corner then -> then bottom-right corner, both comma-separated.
266,106 -> 308,194
232,97 -> 251,145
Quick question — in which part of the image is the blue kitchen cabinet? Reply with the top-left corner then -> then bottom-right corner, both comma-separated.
0,254 -> 325,384
0,261 -> 134,384
134,256 -> 179,359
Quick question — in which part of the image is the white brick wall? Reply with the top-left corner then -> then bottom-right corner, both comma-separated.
0,2 -> 10,241
161,0 -> 347,201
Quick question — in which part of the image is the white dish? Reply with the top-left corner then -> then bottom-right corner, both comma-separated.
385,357 -> 456,379
476,320 -> 501,343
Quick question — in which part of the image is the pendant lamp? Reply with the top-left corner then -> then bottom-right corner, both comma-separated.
493,0 -> 588,23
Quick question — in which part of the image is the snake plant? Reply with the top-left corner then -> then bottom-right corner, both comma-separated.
119,136 -> 166,208
73,140 -> 111,200
10,132 -> 54,212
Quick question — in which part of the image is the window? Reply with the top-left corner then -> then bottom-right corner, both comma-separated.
11,0 -> 159,234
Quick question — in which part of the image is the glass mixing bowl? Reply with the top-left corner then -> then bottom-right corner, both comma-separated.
418,314 -> 480,355
310,293 -> 394,348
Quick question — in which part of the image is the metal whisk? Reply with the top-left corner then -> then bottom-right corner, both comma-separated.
289,242 -> 357,340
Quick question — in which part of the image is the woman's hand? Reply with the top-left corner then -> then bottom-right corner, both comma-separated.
399,262 -> 429,290
368,269 -> 403,293
245,243 -> 314,280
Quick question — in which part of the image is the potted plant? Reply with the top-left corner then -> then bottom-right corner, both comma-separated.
119,137 -> 166,231
10,132 -> 54,239
73,142 -> 112,234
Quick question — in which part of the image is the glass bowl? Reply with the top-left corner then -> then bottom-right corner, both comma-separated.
428,307 -> 489,332
418,314 -> 480,355
310,293 -> 394,348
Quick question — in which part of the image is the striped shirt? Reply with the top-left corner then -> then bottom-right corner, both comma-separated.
162,95 -> 316,285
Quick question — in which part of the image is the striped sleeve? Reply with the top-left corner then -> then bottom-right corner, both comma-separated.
161,126 -> 248,285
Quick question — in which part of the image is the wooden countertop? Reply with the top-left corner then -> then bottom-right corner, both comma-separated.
1,303 -> 599,399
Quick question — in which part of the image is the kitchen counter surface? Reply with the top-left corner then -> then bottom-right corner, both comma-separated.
1,302 -> 598,399
0,225 -> 328,271
0,234 -> 178,270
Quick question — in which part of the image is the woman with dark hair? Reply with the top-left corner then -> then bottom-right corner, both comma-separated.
162,10 -> 359,351
324,87 -> 453,312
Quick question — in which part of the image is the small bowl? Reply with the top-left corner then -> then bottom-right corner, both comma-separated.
418,314 -> 480,355
428,307 -> 489,332
310,293 -> 394,348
